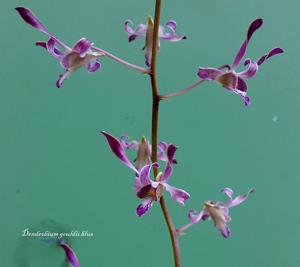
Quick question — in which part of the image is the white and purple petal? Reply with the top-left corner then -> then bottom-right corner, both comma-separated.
238,59 -> 259,79
163,183 -> 190,205
162,144 -> 177,180
124,20 -> 147,42
72,38 -> 93,58
136,199 -> 153,217
59,241 -> 80,267
226,188 -> 254,208
101,131 -> 138,174
188,208 -> 206,224
221,187 -> 234,200
86,60 -> 101,73
46,38 -> 65,58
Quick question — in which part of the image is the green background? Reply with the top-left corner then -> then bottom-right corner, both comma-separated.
1,0 -> 298,266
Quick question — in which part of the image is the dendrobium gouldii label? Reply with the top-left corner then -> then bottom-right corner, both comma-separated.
125,17 -> 186,66
197,18 -> 283,106
177,188 -> 254,238
15,7 -> 104,88
101,131 -> 190,216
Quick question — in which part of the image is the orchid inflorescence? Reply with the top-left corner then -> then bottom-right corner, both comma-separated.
16,3 -> 283,267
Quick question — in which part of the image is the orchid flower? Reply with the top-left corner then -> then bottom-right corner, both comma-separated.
125,17 -> 186,66
15,7 -> 104,88
101,131 -> 189,216
59,240 -> 80,267
197,18 -> 284,106
134,162 -> 190,216
102,131 -> 177,172
177,187 -> 254,238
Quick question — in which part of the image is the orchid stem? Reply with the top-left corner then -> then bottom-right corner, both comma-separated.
149,1 -> 181,266
160,79 -> 205,100
93,46 -> 149,73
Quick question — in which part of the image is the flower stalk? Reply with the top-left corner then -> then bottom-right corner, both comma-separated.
149,0 -> 181,266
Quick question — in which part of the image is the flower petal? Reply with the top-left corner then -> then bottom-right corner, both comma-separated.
166,20 -> 177,31
239,59 -> 258,79
197,67 -> 223,80
15,7 -> 49,34
59,241 -> 80,267
188,208 -> 206,224
221,187 -> 234,200
101,131 -> 138,174
46,38 -> 65,58
219,224 -> 231,238
162,144 -> 177,180
145,17 -> 154,67
86,60 -> 101,73
231,18 -> 263,69
72,38 -> 93,58
124,20 -> 147,42
136,199 -> 152,217
139,163 -> 159,188
257,47 -> 284,66
159,20 -> 186,42
56,70 -> 72,88
163,183 -> 190,205
226,188 -> 254,208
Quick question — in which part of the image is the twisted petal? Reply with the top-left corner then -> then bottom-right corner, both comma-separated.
221,187 -> 234,199
163,183 -> 190,205
101,131 -> 138,174
226,188 -> 254,208
72,38 -> 93,58
56,71 -> 72,88
257,47 -> 284,66
232,18 -> 263,69
136,199 -> 153,217
46,38 -> 65,58
86,60 -> 101,73
220,224 -> 231,238
15,7 -> 49,34
159,20 -> 186,42
162,144 -> 177,180
59,241 -> 80,267
120,135 -> 139,150
197,67 -> 223,81
239,59 -> 259,79
124,20 -> 147,42
188,208 -> 206,224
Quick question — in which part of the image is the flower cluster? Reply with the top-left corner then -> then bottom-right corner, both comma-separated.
101,131 -> 190,216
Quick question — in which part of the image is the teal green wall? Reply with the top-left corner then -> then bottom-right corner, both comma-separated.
1,0 -> 298,266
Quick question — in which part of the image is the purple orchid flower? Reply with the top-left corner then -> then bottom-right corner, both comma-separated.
102,131 -> 177,172
197,18 -> 283,106
15,7 -> 104,88
101,131 -> 189,216
59,240 -> 80,267
134,162 -> 190,217
125,17 -> 186,67
177,187 -> 254,238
